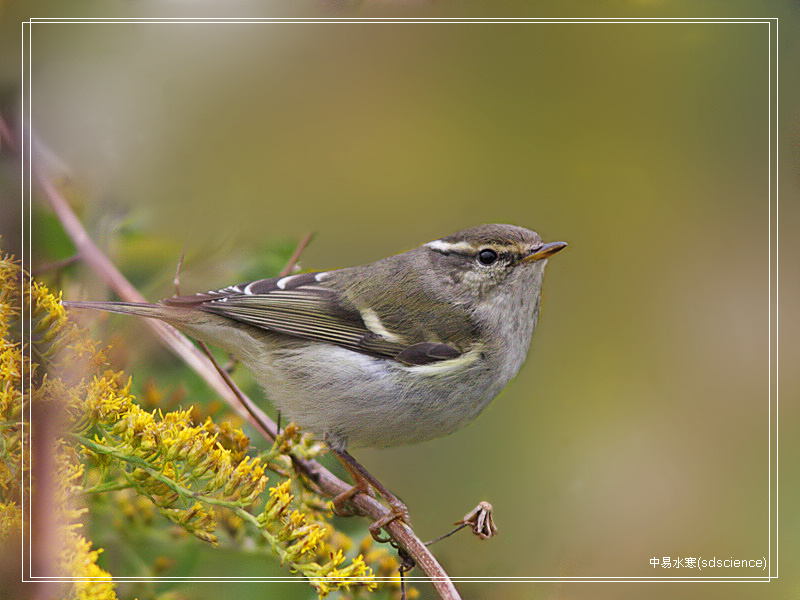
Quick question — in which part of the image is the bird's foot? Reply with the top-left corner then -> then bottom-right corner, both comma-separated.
331,481 -> 374,517
330,447 -> 412,543
369,499 -> 411,543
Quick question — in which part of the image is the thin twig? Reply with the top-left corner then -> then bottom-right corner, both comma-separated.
425,523 -> 469,546
32,253 -> 80,277
29,153 -> 461,599
173,246 -> 187,297
170,251 -> 273,442
197,340 -> 277,441
278,231 -> 314,277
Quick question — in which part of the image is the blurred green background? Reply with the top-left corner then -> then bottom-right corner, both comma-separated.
2,1 -> 798,599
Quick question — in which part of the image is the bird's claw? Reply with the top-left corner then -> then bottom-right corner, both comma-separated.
369,503 -> 411,543
331,482 -> 374,517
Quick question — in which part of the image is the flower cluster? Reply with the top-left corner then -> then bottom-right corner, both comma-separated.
2,252 -> 385,598
0,254 -> 24,526
77,403 -> 270,543
55,446 -> 117,600
258,480 -> 376,596
1,253 -> 118,600
67,361 -> 378,597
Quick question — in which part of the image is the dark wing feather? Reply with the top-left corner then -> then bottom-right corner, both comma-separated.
163,272 -> 460,362
394,342 -> 462,366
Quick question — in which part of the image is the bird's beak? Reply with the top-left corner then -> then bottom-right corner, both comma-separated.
522,241 -> 568,262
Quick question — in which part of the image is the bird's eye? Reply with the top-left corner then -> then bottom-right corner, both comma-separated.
477,249 -> 498,265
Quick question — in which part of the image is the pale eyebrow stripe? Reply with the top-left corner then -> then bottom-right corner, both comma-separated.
424,240 -> 476,254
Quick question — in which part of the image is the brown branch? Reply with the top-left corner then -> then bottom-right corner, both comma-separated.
197,339 -> 278,441
25,143 -> 461,599
279,231 -> 314,277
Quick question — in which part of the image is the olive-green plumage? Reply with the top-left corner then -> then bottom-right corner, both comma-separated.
65,224 -> 566,451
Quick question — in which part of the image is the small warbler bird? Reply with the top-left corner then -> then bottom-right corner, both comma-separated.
65,223 -> 566,536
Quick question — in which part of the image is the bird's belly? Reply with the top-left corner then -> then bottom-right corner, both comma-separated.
243,343 -> 502,450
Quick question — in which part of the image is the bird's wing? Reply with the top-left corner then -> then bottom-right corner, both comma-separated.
162,271 -> 461,365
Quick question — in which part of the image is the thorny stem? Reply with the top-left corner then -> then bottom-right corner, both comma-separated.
13,113 -> 463,600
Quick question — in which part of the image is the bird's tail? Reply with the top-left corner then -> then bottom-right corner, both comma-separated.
62,300 -> 172,320
63,299 -> 251,359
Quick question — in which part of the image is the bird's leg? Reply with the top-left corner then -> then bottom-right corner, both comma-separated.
330,466 -> 372,518
331,448 -> 411,542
